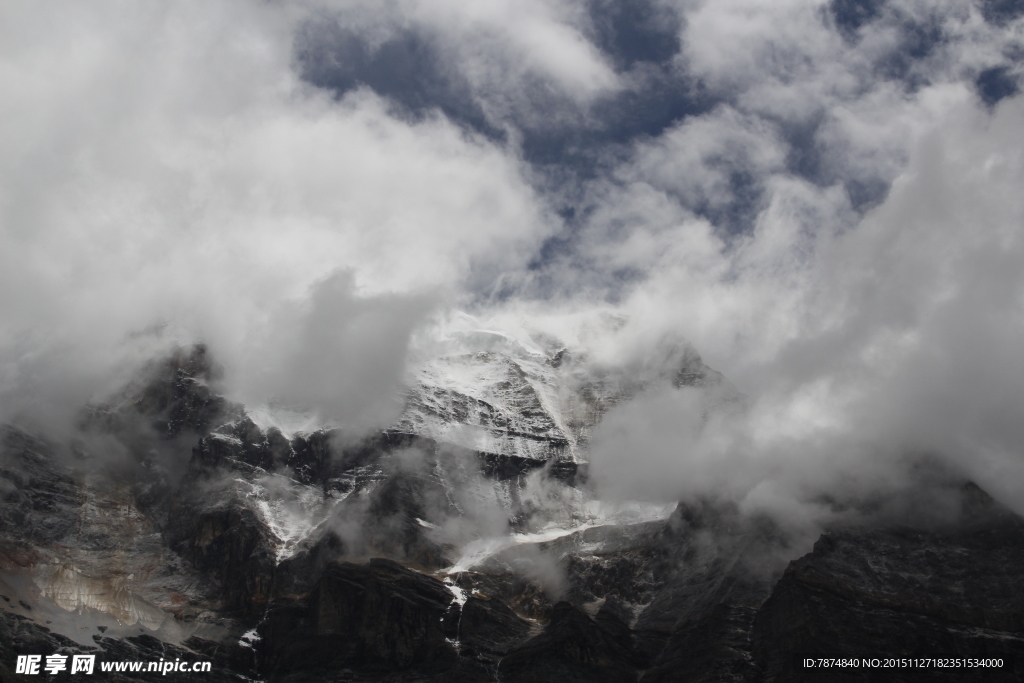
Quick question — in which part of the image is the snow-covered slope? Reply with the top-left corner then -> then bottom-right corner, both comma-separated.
398,345 -> 575,462
394,315 -> 730,463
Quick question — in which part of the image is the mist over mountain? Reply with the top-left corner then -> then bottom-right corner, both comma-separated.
3,1 -> 1024,681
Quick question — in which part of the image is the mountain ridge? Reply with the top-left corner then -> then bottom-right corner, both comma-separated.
2,339 -> 1022,681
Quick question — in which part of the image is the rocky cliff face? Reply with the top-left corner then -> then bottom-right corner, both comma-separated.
2,340 -> 1023,682
394,323 -> 732,464
752,486 -> 1024,682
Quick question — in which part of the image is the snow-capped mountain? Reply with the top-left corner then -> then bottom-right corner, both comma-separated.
396,315 -> 732,464
3,331 -> 1022,682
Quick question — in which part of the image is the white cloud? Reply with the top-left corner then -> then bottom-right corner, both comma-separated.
404,0 -> 620,100
623,105 -> 788,213
305,0 -> 621,132
588,96 -> 1024,523
0,0 -> 555,429
4,0 -> 1024,530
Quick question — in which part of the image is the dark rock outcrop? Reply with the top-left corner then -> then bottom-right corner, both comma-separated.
752,497 -> 1024,682
167,501 -> 277,614
631,502 -> 787,682
257,559 -> 459,681
0,428 -> 80,547
457,595 -> 532,658
128,345 -> 231,439
498,601 -> 643,682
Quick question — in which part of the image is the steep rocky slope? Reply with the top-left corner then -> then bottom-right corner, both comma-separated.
2,339 -> 1023,682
